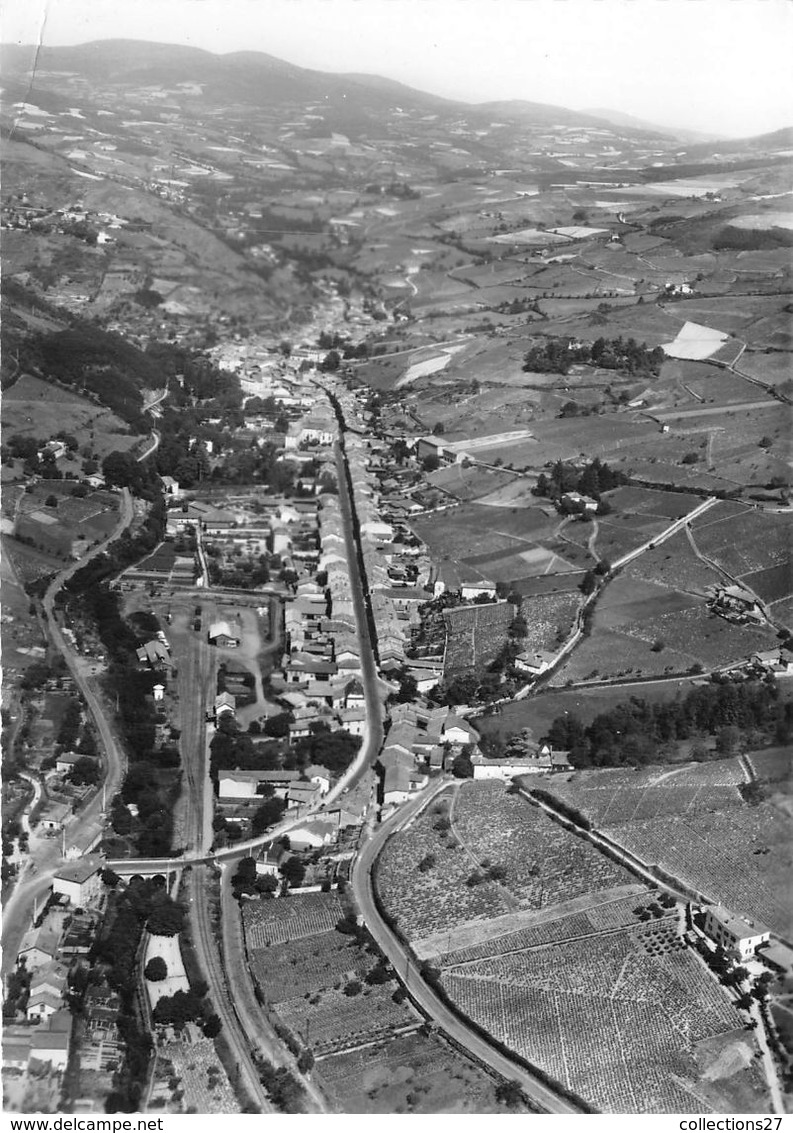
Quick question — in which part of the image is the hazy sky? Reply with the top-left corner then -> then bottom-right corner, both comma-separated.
4,0 -> 792,138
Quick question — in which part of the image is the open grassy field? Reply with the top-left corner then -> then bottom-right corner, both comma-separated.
315,1029 -> 519,1114
475,677 -> 709,744
2,373 -> 144,458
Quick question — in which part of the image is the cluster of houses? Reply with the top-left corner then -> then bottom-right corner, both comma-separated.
708,584 -> 765,625
379,702 -> 480,806
4,857 -> 107,1077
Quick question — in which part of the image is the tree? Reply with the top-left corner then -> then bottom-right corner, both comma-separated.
251,796 -> 286,835
452,751 -> 474,779
495,1080 -> 524,1109
146,899 -> 184,937
297,1049 -> 314,1074
144,957 -> 168,982
281,857 -> 306,888
68,756 -> 101,786
422,454 -> 440,473
101,867 -> 121,889
203,1014 -> 222,1038
343,979 -> 362,997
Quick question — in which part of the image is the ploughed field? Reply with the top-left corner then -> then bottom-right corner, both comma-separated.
374,781 -> 770,1113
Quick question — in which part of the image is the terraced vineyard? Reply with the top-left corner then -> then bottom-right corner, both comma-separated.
244,891 -> 420,1059
440,924 -> 765,1113
375,779 -> 773,1113
276,986 -> 412,1056
452,781 -> 635,905
242,891 -> 344,947
539,759 -> 746,827
605,806 -> 793,937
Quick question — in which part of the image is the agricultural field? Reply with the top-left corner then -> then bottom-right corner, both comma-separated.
315,1029 -> 524,1114
244,891 -> 422,1057
604,804 -> 793,938
691,506 -> 793,588
519,591 -> 581,653
410,502 -> 569,590
376,784 -> 769,1113
550,572 -> 779,685
242,891 -> 344,947
442,601 -> 516,678
426,464 -> 517,503
623,531 -> 723,595
533,758 -> 746,828
440,932 -> 766,1113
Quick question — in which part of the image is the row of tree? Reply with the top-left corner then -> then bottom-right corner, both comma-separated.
542,677 -> 790,768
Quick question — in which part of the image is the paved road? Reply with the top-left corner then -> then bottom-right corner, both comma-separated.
654,399 -> 775,421
611,495 -> 718,570
351,785 -> 586,1115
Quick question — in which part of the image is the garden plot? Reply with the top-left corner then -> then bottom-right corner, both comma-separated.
315,1029 -> 510,1114
519,592 -> 582,653
242,891 -> 343,948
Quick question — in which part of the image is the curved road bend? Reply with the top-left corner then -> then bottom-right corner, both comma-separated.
351,784 -> 586,1115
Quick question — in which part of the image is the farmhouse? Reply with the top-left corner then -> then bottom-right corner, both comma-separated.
702,905 -> 770,960
441,713 -> 480,745
214,691 -> 236,719
52,856 -> 104,908
136,639 -> 171,668
255,842 -> 290,877
208,620 -> 241,647
560,492 -> 598,514
218,769 -> 300,800
709,585 -> 764,625
515,649 -> 557,676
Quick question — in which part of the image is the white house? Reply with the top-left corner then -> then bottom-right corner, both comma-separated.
460,580 -> 497,602
515,649 -> 557,676
52,856 -> 104,908
441,713 -> 480,746
703,905 -> 770,961
305,765 -> 331,795
214,691 -> 236,719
